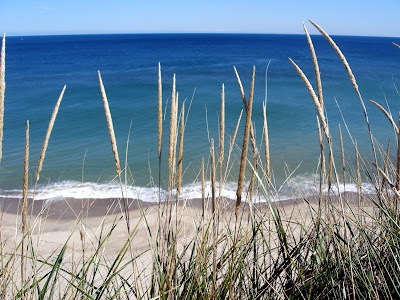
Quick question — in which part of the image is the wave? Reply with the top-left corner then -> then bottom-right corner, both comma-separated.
0,173 -> 376,203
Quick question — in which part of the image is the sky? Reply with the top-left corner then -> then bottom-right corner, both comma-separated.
1,0 -> 399,37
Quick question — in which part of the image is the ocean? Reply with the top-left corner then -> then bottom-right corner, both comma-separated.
2,33 -> 400,202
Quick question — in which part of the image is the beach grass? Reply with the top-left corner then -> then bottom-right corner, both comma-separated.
2,21 -> 400,299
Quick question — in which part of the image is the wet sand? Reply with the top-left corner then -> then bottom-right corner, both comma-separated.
0,190 -> 364,219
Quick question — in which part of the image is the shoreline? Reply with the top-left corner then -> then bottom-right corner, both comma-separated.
0,190 -> 367,219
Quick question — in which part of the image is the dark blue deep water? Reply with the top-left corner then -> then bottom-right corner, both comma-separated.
2,33 -> 400,201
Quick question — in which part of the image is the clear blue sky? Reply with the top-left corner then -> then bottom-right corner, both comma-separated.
1,0 -> 399,37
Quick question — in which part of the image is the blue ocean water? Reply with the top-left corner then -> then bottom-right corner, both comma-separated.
2,33 -> 400,201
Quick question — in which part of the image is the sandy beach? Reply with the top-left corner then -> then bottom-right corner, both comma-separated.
0,191 -> 366,258
0,186 -> 386,299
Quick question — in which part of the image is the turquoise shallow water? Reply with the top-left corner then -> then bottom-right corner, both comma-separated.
1,33 -> 400,201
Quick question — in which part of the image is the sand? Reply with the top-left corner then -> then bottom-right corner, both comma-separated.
0,191 -> 372,295
0,191 -> 365,255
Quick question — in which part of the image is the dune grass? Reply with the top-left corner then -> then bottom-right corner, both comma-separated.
1,21 -> 400,299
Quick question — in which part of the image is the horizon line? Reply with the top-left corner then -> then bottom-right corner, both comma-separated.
5,31 -> 400,39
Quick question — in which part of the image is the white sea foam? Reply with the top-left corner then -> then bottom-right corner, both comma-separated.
0,173 -> 377,204
280,173 -> 376,197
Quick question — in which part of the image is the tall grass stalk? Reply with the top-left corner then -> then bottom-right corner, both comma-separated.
236,66 -> 255,216
172,92 -> 179,192
317,116 -> 325,196
262,97 -> 270,183
233,66 -> 247,109
304,22 -> 328,194
381,141 -> 391,195
168,74 -> 177,193
201,157 -> 205,217
176,101 -> 185,196
249,123 -> 258,203
328,144 -> 333,192
158,62 -> 163,201
98,71 -> 133,234
224,109 -> 242,183
355,140 -> 362,206
210,138 -> 216,216
303,23 -> 323,106
98,72 -> 121,175
0,34 -> 5,162
35,85 -> 66,185
219,84 -> 225,199
339,123 -> 346,189
396,112 -> 400,191
21,120 -> 29,298
289,58 -> 329,139
233,66 -> 258,156
210,138 -> 217,297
